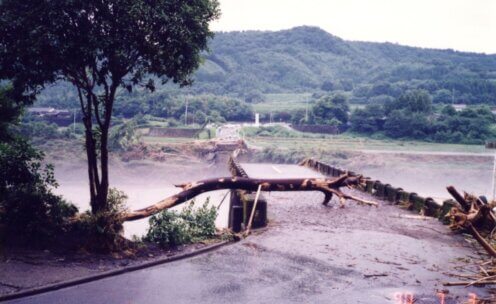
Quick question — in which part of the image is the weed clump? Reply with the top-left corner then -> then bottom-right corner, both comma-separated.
71,188 -> 129,253
144,199 -> 217,248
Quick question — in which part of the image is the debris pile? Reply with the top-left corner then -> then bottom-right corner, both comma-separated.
440,186 -> 496,290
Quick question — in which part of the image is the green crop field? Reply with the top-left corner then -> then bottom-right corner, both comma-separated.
253,93 -> 312,114
242,129 -> 492,155
253,93 -> 365,114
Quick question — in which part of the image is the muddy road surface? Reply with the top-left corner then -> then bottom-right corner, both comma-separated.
9,186 -> 493,303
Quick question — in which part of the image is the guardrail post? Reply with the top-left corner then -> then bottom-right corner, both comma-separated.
374,181 -> 386,199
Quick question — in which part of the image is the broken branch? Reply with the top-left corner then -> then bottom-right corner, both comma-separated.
121,175 -> 373,222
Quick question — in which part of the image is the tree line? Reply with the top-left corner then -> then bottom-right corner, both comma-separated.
349,90 -> 495,144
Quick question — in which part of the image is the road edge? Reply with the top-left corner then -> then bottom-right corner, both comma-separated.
0,240 -> 234,302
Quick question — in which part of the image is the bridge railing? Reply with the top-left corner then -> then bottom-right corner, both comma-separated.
227,154 -> 267,232
300,158 -> 453,220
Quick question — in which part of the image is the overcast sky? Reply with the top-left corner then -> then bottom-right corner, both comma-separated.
211,0 -> 496,54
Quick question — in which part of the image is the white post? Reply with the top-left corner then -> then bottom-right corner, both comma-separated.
73,109 -> 76,133
255,113 -> 260,127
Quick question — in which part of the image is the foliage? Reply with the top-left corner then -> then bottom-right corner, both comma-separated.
0,86 -> 78,246
0,87 -> 22,141
384,90 -> 433,115
0,139 -> 79,246
72,188 -> 128,252
0,0 -> 220,213
312,93 -> 350,126
145,199 -> 217,248
244,90 -> 266,103
350,90 -> 496,144
33,26 -> 496,123
19,121 -> 67,140
109,119 -> 142,151
190,26 -> 496,104
349,104 -> 384,134
243,125 -> 301,138
383,110 -> 431,139
252,147 -> 308,164
113,93 -> 253,123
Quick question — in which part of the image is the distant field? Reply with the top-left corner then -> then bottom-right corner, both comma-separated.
254,93 -> 312,114
244,131 -> 491,155
142,136 -> 196,145
254,93 -> 364,114
264,93 -> 312,103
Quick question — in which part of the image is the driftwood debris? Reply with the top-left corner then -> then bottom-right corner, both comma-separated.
443,186 -> 496,289
446,186 -> 496,258
121,174 -> 377,222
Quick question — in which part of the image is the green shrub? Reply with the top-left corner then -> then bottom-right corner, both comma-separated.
243,125 -> 299,138
71,188 -> 128,252
0,139 -> 78,247
144,199 -> 217,248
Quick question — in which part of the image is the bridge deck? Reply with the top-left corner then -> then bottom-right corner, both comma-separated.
9,164 -> 490,304
240,163 -> 325,179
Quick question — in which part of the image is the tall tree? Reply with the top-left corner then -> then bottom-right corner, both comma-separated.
312,93 -> 350,126
0,0 -> 220,213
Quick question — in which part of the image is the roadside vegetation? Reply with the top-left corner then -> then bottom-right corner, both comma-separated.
144,199 -> 218,248
0,0 -> 221,253
0,87 -> 78,248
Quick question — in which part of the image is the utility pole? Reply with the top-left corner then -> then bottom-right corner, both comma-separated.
452,88 -> 455,104
184,97 -> 188,125
305,99 -> 309,122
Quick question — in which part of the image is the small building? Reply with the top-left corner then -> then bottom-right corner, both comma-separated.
27,107 -> 73,126
452,104 -> 467,112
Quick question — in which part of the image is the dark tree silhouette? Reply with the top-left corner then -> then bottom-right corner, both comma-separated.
0,0 -> 220,213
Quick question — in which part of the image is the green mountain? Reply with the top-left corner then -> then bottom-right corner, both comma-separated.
38,26 -> 496,108
193,26 -> 496,104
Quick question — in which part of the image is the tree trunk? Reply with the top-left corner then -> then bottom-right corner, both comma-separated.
121,175 -> 377,222
96,124 -> 110,213
78,89 -> 110,214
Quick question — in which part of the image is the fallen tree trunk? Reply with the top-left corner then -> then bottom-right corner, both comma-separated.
447,185 -> 471,212
121,174 -> 376,222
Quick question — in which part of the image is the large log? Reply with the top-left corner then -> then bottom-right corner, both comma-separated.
121,174 -> 377,222
446,185 -> 471,212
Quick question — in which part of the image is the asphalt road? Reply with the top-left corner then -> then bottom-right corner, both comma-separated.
7,164 -> 493,304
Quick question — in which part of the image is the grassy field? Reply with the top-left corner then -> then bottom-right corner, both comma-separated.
254,93 -> 364,114
254,93 -> 312,114
141,136 -> 194,145
242,127 -> 491,154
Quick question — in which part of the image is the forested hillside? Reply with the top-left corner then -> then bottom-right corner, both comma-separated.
38,26 -> 496,111
195,26 -> 496,104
